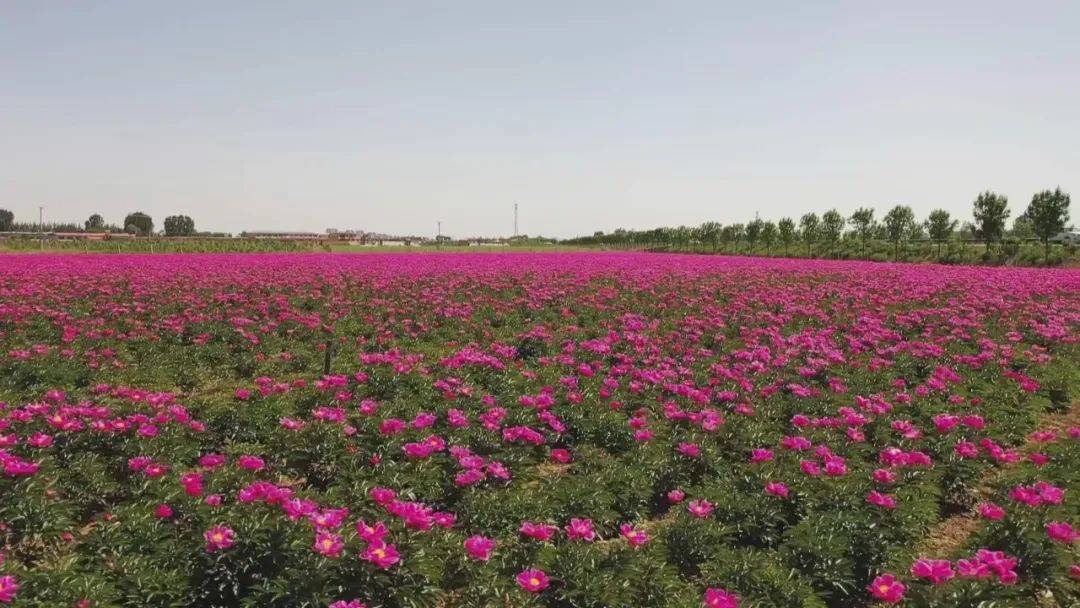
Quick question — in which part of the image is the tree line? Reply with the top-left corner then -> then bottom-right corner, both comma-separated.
566,188 -> 1072,262
0,210 -> 199,237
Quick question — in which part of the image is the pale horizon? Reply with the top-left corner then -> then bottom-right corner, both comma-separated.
2,1 -> 1078,238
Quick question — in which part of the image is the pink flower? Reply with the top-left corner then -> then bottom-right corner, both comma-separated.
566,518 -> 597,542
154,503 -> 174,519
749,448 -> 774,463
313,531 -> 345,558
204,525 -> 236,552
868,574 -> 905,603
0,576 -> 18,604
329,601 -> 367,608
520,521 -> 558,541
978,502 -> 1006,521
620,523 -> 650,548
369,487 -> 397,505
678,442 -> 702,458
361,541 -> 400,569
550,448 -> 573,463
356,520 -> 389,542
667,489 -> 686,503
702,586 -> 740,607
867,491 -> 897,509
872,468 -> 896,484
464,535 -> 496,561
1047,522 -> 1078,544
516,568 -> 550,593
688,499 -> 714,518
237,455 -> 265,471
910,558 -> 955,585
765,482 -> 789,498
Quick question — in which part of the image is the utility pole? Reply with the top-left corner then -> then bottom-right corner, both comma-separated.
437,221 -> 441,250
514,203 -> 518,238
39,206 -> 44,251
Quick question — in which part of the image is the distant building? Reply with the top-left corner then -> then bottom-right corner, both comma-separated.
241,231 -> 324,240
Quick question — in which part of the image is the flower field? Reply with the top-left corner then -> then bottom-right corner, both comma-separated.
0,252 -> 1078,607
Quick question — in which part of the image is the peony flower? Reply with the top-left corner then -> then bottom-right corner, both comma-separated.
0,576 -> 18,604
154,503 -> 174,519
314,531 -> 345,558
204,525 -> 236,552
977,502 -> 1006,521
520,521 -> 558,541
688,499 -> 714,518
910,558 -> 954,585
565,518 -> 597,542
620,523 -> 650,548
361,541 -> 400,570
1047,521 -> 1078,544
464,535 -> 496,561
516,568 -> 550,593
765,482 -> 789,498
868,574 -> 905,603
702,586 -> 740,607
866,491 -> 897,509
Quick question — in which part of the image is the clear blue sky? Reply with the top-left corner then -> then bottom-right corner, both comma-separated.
2,1 -> 1077,238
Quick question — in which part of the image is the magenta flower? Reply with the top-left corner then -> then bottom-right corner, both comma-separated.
620,523 -> 650,548
566,518 -> 597,542
688,499 -> 714,518
702,586 -> 740,607
361,541 -> 400,569
750,448 -> 774,463
313,531 -> 345,558
678,442 -> 702,458
977,502 -> 1006,521
464,535 -> 496,561
0,576 -> 19,604
204,525 -> 236,552
868,574 -> 905,603
866,491 -> 897,509
1047,521 -> 1079,544
516,568 -> 550,593
520,521 -> 558,541
910,558 -> 955,585
765,481 -> 790,498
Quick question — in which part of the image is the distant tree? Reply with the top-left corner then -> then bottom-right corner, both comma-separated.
85,214 -> 105,232
1026,188 -> 1071,261
799,212 -> 820,256
925,209 -> 957,256
0,209 -> 12,231
972,191 -> 1009,252
745,219 -> 763,253
725,224 -> 745,251
1011,215 -> 1034,240
164,214 -> 196,237
699,221 -> 722,251
883,205 -> 916,259
848,207 -> 876,254
821,209 -> 845,252
760,221 -> 777,254
959,221 -> 977,241
123,212 -> 154,236
777,217 -> 795,255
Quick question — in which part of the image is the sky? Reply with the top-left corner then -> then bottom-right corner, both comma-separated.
1,1 -> 1078,238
